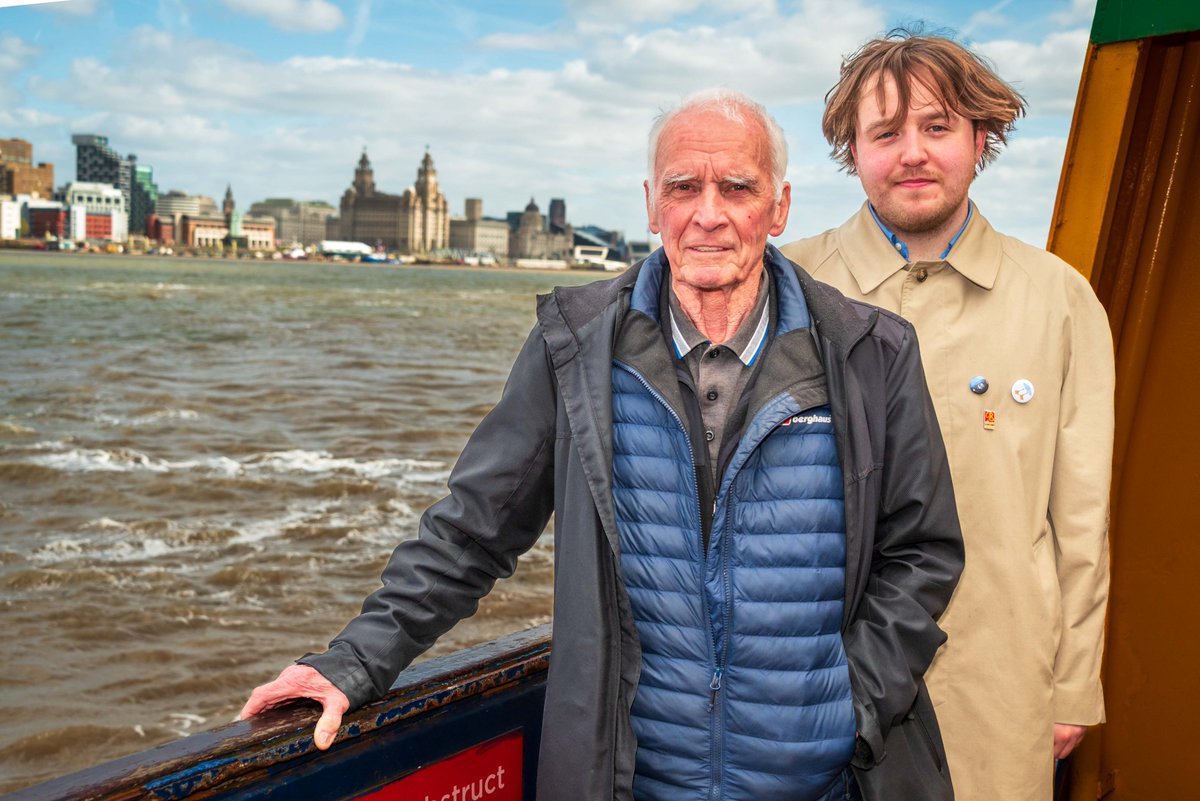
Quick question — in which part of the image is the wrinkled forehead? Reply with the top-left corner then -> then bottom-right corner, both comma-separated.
654,109 -> 771,174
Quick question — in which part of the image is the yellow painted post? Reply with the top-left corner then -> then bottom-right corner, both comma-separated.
1048,40 -> 1144,282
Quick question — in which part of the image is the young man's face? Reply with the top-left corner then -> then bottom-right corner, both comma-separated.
645,108 -> 791,293
851,71 -> 985,243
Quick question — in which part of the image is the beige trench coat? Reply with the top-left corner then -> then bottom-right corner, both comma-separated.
782,204 -> 1113,801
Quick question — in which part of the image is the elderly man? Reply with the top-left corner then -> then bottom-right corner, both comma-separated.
782,33 -> 1115,801
243,88 -> 963,801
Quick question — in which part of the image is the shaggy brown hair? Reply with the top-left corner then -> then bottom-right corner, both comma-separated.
823,30 -> 1027,174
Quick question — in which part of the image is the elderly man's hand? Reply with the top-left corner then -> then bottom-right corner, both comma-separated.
1053,723 -> 1087,759
240,664 -> 350,750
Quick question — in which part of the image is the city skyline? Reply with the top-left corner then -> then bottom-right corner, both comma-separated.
2,0 -> 1097,246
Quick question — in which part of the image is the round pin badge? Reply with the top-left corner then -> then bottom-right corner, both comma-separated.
1011,379 -> 1035,404
969,376 -> 989,395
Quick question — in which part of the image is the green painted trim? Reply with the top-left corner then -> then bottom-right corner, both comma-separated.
1092,0 -> 1200,45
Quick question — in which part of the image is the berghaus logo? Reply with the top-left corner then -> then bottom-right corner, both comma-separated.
781,413 -> 832,426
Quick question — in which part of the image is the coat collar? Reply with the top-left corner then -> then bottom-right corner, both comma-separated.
538,245 -> 873,370
838,201 -> 1004,294
631,245 -> 814,333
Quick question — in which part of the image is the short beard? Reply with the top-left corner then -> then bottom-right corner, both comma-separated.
877,201 -> 962,235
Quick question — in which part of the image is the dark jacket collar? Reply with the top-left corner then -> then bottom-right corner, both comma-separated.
540,244 -> 873,359
629,246 -> 814,335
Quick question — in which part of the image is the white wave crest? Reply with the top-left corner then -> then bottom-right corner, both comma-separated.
33,528 -> 184,565
26,445 -> 242,476
29,446 -> 173,473
21,443 -> 445,484
243,450 -> 445,481
95,409 -> 201,427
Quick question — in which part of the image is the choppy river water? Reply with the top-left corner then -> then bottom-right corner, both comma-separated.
0,251 -> 604,792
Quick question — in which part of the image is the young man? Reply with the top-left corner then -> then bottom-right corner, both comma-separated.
782,32 -> 1114,801
242,89 -> 964,801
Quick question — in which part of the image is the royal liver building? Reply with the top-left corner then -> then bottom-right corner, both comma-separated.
338,149 -> 450,254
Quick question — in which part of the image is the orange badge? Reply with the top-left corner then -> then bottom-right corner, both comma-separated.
983,410 -> 996,430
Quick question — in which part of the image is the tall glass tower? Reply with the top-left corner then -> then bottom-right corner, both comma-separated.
72,134 -> 158,234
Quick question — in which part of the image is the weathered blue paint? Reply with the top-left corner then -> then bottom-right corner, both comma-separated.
146,758 -> 238,800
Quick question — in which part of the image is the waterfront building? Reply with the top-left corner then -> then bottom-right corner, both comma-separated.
0,138 -> 54,198
180,214 -> 228,249
146,214 -> 175,245
448,198 -> 510,259
248,198 -> 337,247
154,189 -> 202,240
27,199 -> 67,239
509,197 -> 572,260
196,195 -> 219,215
58,181 -> 126,214
627,240 -> 655,262
72,133 -> 157,235
72,134 -> 131,224
131,164 -> 159,236
548,198 -> 566,231
575,224 -> 629,262
155,189 -> 201,218
179,185 -> 274,251
56,181 -> 129,242
337,149 -> 450,254
1,197 -> 22,239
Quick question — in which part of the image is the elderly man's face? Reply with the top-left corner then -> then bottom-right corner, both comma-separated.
645,109 -> 790,293
851,72 -> 985,240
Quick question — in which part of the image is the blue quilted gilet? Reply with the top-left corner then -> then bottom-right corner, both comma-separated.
610,253 -> 857,801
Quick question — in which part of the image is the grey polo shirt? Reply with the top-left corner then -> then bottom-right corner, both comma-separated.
665,270 -> 771,484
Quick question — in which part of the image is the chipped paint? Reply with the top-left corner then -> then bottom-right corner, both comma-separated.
145,757 -> 238,800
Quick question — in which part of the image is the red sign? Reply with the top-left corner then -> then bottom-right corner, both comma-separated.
358,730 -> 523,801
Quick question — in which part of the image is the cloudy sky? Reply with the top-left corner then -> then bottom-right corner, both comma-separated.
1,0 -> 1096,247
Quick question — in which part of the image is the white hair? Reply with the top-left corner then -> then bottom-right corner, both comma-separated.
646,87 -> 789,207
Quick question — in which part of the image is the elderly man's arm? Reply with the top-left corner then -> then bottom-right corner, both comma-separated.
844,321 -> 964,762
240,328 -> 559,746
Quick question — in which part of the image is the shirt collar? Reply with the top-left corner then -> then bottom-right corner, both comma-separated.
839,202 -> 1001,294
667,269 -> 770,366
868,200 -> 973,262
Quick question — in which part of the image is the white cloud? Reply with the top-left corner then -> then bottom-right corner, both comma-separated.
975,29 -> 1090,115
0,106 -> 64,127
1050,0 -> 1095,27
0,34 -> 39,72
156,0 -> 191,32
478,28 -> 577,52
566,0 -> 773,24
221,0 -> 345,33
346,0 -> 371,53
962,10 -> 1008,37
971,135 -> 1070,246
0,35 -> 38,111
961,0 -> 1012,37
0,106 -> 65,131
583,0 -> 885,103
36,0 -> 100,15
